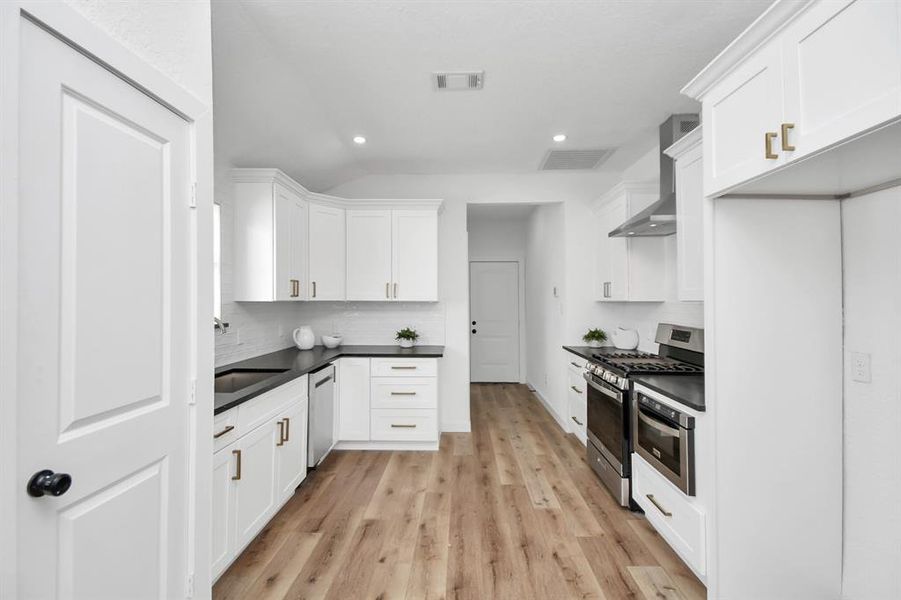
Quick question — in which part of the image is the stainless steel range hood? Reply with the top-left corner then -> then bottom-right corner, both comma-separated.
609,114 -> 699,238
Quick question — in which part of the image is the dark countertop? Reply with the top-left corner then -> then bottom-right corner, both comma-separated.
630,374 -> 705,412
215,345 -> 445,415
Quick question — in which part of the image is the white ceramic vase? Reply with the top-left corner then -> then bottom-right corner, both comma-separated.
398,339 -> 415,348
293,326 -> 315,350
612,327 -> 640,350
586,340 -> 603,348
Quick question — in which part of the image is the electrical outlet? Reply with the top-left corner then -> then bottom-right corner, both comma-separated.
851,352 -> 871,383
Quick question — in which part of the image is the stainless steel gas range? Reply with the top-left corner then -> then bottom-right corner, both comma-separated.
582,323 -> 704,507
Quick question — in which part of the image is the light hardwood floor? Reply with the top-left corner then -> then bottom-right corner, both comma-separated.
213,383 -> 706,600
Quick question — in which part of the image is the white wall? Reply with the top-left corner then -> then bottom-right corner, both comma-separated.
840,188 -> 901,599
468,215 -> 530,383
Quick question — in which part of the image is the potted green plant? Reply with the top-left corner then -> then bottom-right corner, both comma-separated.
395,327 -> 420,348
582,328 -> 608,348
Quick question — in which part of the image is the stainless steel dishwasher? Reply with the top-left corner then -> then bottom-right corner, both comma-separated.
308,364 -> 335,468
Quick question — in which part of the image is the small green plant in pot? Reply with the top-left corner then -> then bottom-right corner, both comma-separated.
396,327 -> 420,348
582,328 -> 608,348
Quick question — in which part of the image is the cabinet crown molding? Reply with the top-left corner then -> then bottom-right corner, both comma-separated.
663,125 -> 703,160
593,180 -> 659,214
231,168 -> 444,212
681,0 -> 812,100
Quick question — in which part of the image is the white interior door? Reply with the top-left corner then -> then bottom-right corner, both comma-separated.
470,262 -> 520,382
16,18 -> 193,599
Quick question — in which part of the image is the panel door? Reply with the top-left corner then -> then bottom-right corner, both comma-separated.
336,357 -> 371,441
308,203 -> 346,300
211,445 -> 237,581
346,210 -> 393,300
782,0 -> 901,160
274,184 -> 307,301
233,419 -> 280,552
16,18 -> 193,600
675,142 -> 705,301
469,262 -> 520,382
392,210 -> 439,301
275,401 -> 307,502
704,42 -> 786,196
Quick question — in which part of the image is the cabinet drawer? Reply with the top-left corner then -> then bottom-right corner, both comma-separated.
370,409 -> 437,441
567,368 -> 586,397
237,375 -> 308,434
213,409 -> 239,453
371,357 -> 437,377
632,453 -> 706,575
371,378 -> 437,409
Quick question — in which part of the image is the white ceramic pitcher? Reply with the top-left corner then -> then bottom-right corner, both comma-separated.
293,325 -> 315,350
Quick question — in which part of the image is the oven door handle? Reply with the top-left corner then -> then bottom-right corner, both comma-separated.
583,373 -> 623,404
638,406 -> 680,436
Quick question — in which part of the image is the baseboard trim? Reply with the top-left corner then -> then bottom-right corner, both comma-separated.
333,440 -> 439,452
440,420 -> 472,433
527,383 -> 569,434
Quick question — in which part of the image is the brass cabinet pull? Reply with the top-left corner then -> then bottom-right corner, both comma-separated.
646,494 -> 672,517
781,123 -> 795,151
390,391 -> 417,396
312,281 -> 317,298
571,416 -> 583,426
393,283 -> 398,299
284,417 -> 290,442
277,420 -> 285,446
765,132 -> 778,159
570,362 -> 581,368
232,449 -> 242,481
391,366 -> 417,370
295,280 -> 301,298
390,424 -> 417,428
213,425 -> 235,439
570,385 -> 583,394
386,282 -> 390,299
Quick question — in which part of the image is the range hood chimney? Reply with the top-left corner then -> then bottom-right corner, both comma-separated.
609,114 -> 699,238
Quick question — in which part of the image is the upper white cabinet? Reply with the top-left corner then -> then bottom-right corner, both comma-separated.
665,126 -> 705,302
308,203 -> 346,300
234,176 -> 308,302
684,0 -> 901,197
346,209 -> 439,302
234,169 -> 441,303
594,182 -> 666,302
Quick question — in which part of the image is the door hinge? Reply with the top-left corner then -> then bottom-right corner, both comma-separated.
186,573 -> 195,597
189,378 -> 197,406
189,182 -> 197,209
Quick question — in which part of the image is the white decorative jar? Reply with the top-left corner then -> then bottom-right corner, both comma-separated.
293,326 -> 315,350
398,339 -> 415,348
612,327 -> 640,350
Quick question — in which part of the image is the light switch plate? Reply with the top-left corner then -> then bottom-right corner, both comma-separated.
851,352 -> 871,383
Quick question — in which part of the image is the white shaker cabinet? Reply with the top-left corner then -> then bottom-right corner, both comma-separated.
594,182 -> 666,302
781,0 -> 901,161
336,357 -> 371,441
346,210 -> 394,300
232,418 -> 281,552
392,210 -> 439,301
211,441 -> 237,579
308,203 -> 346,301
665,126 -> 704,302
275,401 -> 308,502
233,175 -> 308,302
566,360 -> 587,444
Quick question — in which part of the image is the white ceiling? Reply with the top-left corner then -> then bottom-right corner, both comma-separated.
212,0 -> 770,191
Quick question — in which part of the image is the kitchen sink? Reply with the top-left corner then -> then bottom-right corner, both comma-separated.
215,368 -> 289,394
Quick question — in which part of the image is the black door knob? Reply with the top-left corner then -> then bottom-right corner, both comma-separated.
472,329 -> 477,334
27,469 -> 72,498
471,321 -> 476,325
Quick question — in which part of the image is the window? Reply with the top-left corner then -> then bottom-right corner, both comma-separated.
213,203 -> 221,320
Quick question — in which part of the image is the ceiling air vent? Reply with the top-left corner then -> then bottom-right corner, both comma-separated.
433,71 -> 484,91
539,148 -> 615,171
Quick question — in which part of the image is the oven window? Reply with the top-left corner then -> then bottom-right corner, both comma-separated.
636,406 -> 682,476
586,383 -> 624,463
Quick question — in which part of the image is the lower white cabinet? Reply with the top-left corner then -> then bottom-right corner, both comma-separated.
336,356 -> 439,448
212,378 -> 308,582
566,362 -> 587,444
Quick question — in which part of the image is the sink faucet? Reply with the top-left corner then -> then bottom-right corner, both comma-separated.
214,317 -> 229,335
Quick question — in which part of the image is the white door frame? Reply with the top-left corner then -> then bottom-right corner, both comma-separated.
0,2 -> 214,597
468,260 -> 526,384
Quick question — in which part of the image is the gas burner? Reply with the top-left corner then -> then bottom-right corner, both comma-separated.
589,353 -> 703,376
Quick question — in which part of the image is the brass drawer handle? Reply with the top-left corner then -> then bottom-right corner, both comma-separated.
386,282 -> 390,299
570,361 -> 581,368
570,385 -> 582,394
765,132 -> 778,159
391,366 -> 417,370
232,449 -> 242,481
277,420 -> 285,446
213,425 -> 234,439
390,391 -> 417,396
571,416 -> 583,426
312,281 -> 317,298
284,417 -> 290,442
390,424 -> 417,428
646,494 -> 672,517
781,122 -> 795,151
394,283 -> 398,299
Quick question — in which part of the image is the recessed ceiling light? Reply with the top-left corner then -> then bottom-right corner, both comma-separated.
628,232 -> 636,236
649,223 -> 658,228
353,136 -> 366,145
552,134 -> 567,142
